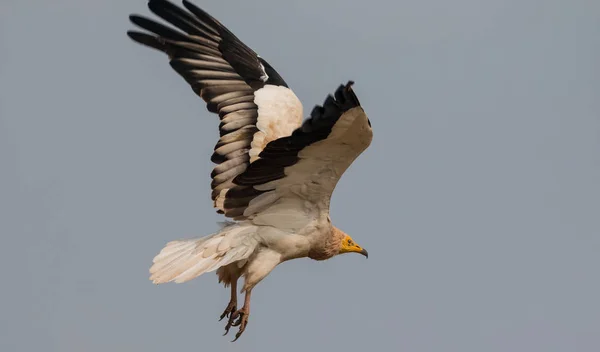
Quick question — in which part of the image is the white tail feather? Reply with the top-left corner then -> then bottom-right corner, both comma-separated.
149,224 -> 258,284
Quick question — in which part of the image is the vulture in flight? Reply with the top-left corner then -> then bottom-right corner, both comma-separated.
127,0 -> 373,341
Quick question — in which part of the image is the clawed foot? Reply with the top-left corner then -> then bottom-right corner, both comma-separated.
222,287 -> 251,341
219,300 -> 236,321
220,300 -> 237,337
223,308 -> 249,342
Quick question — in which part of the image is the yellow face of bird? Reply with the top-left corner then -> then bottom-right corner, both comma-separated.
339,234 -> 368,258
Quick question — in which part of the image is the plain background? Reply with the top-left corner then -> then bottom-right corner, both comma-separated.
1,0 -> 599,351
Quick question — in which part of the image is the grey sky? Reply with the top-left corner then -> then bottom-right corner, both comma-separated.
1,0 -> 599,351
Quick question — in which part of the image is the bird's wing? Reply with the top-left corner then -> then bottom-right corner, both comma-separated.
127,0 -> 303,215
221,82 -> 373,226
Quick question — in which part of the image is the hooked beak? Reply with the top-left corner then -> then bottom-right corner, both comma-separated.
360,248 -> 368,258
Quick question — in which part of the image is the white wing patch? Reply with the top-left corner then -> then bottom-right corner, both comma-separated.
258,61 -> 269,82
250,85 -> 303,162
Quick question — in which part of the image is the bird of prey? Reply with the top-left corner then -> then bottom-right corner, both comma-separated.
127,0 -> 373,341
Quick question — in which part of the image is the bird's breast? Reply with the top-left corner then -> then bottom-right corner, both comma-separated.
257,226 -> 312,261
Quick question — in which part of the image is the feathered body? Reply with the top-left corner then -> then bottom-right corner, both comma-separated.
128,0 -> 372,340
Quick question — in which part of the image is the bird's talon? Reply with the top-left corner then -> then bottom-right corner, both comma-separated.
219,301 -> 237,321
223,316 -> 235,336
232,318 -> 241,326
221,300 -> 239,335
228,309 -> 249,342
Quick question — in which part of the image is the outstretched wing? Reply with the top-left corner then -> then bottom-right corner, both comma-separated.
219,82 -> 373,226
127,0 -> 303,214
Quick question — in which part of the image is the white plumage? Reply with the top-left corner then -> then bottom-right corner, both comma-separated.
150,224 -> 259,284
128,0 -> 372,341
250,85 -> 303,162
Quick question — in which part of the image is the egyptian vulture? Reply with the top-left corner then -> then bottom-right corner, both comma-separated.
127,0 -> 373,341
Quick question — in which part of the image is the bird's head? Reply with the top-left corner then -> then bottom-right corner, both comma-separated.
338,233 -> 368,258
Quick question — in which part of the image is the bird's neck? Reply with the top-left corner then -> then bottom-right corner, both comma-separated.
307,226 -> 344,261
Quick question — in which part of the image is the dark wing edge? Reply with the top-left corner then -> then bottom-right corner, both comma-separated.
126,0 -> 288,212
236,81 -> 361,185
217,81 -> 366,218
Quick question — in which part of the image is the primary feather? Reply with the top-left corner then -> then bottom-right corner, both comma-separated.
128,0 -> 372,340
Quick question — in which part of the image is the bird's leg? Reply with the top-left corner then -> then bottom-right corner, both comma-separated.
221,280 -> 238,335
230,289 -> 252,342
220,280 -> 237,320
